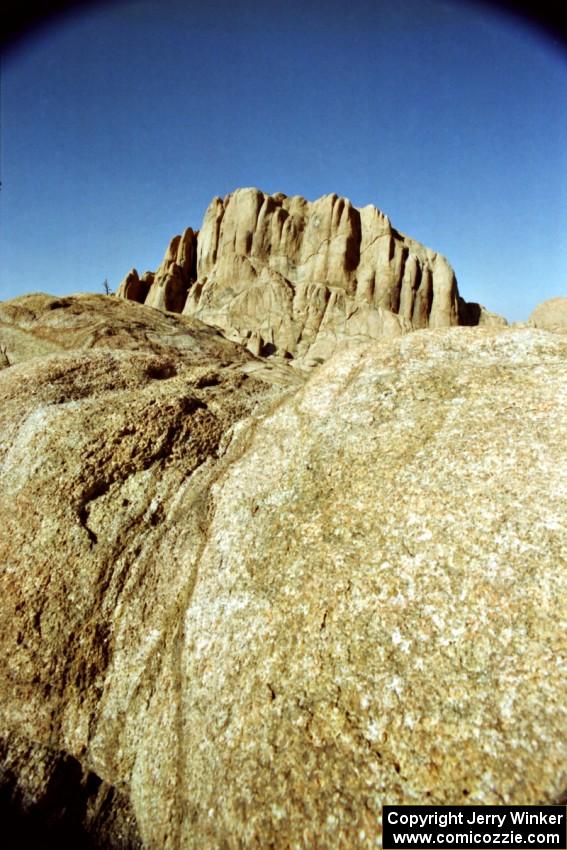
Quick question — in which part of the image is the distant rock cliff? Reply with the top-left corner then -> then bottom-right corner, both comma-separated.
118,189 -> 502,361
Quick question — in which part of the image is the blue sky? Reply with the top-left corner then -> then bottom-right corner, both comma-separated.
1,0 -> 566,321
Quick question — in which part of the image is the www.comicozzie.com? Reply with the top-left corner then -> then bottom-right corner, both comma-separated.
382,806 -> 567,849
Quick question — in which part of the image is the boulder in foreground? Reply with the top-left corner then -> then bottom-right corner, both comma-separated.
0,294 -> 565,849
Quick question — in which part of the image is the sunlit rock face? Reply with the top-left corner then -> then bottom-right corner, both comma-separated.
0,292 -> 565,849
118,188 -> 499,362
528,296 -> 567,334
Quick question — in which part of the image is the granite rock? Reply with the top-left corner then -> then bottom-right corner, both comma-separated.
528,296 -> 567,333
187,188 -> 461,357
145,228 -> 198,313
458,296 -> 508,327
0,298 -> 565,848
117,188 -> 488,360
0,292 -> 285,373
116,269 -> 151,305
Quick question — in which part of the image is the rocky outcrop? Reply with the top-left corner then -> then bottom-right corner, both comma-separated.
0,292 -> 565,849
0,293 -> 301,847
117,227 -> 198,315
144,228 -> 197,313
118,188 -> 487,361
115,269 -> 153,305
0,292 -> 298,387
457,296 -> 508,327
528,296 -> 567,333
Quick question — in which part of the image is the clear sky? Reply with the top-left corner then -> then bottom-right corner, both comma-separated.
1,0 -> 566,321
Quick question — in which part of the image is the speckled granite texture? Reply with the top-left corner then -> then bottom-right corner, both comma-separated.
0,299 -> 565,848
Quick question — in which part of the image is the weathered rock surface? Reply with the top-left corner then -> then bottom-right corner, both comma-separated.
116,226 -> 198,316
119,188 -> 493,361
528,296 -> 567,333
0,292 -> 302,388
0,293 -> 300,847
1,733 -> 143,849
457,296 -> 508,327
115,269 -> 153,306
0,293 -> 565,849
144,228 -> 198,314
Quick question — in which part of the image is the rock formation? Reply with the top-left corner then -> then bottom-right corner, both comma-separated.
0,291 -> 565,849
528,296 -> 567,333
457,296 -> 508,327
144,228 -> 197,314
118,189 -> 499,361
0,292 -> 301,388
117,269 -> 153,306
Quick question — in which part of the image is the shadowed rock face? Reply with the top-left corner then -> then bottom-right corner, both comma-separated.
0,290 -> 565,849
0,735 -> 142,850
118,188 -> 500,361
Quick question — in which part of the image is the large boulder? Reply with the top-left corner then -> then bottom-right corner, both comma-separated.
528,296 -> 567,333
0,299 -> 565,848
458,296 -> 508,327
